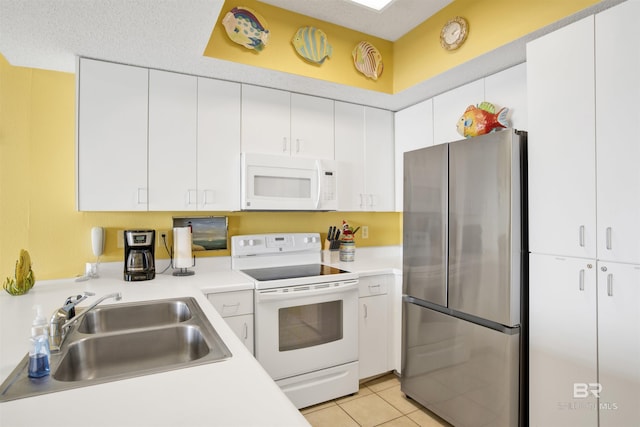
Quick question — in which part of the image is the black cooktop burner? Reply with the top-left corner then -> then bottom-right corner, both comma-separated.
241,263 -> 349,282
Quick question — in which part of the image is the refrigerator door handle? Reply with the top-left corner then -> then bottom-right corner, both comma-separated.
606,227 -> 612,250
579,225 -> 586,247
579,269 -> 585,291
607,273 -> 613,296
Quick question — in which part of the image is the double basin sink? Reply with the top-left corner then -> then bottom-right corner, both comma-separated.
0,297 -> 232,402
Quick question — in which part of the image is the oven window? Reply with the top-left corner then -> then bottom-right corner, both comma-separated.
254,175 -> 311,199
278,300 -> 343,351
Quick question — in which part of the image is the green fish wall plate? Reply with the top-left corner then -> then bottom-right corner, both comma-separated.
292,26 -> 333,65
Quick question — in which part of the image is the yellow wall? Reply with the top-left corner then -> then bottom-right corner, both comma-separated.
0,55 -> 401,281
393,0 -> 601,92
206,0 -> 601,94
204,0 -> 394,93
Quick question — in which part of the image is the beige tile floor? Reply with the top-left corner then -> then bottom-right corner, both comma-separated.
300,373 -> 452,427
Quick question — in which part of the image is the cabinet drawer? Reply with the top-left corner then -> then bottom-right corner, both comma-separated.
358,275 -> 391,297
207,290 -> 254,317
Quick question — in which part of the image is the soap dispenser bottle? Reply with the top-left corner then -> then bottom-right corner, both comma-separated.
28,305 -> 50,378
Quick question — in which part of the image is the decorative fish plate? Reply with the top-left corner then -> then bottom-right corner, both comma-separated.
352,41 -> 383,80
222,6 -> 270,51
292,26 -> 332,64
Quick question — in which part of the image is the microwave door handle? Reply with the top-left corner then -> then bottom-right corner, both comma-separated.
315,160 -> 322,209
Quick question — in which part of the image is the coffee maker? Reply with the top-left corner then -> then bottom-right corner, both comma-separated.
124,230 -> 155,281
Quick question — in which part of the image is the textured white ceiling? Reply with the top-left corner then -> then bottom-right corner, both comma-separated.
0,0 -> 619,111
257,0 -> 453,41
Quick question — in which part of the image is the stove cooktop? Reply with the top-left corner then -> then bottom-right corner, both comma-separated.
241,263 -> 350,282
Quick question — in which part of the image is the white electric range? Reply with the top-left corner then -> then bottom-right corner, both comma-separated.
231,233 -> 359,409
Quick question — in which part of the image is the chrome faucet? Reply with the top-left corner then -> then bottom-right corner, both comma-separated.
49,292 -> 122,351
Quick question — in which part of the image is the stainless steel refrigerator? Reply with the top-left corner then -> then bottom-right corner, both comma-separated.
401,129 -> 528,427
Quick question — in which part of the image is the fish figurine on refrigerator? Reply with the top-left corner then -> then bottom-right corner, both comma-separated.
292,26 -> 333,64
222,6 -> 270,51
456,102 -> 509,138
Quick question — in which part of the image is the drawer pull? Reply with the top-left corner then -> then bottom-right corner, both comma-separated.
222,302 -> 241,315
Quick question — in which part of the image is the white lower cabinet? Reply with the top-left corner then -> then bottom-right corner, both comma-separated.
222,314 -> 254,355
358,275 -> 392,380
596,261 -> 640,427
207,290 -> 254,354
529,253 -> 598,427
530,254 -> 640,427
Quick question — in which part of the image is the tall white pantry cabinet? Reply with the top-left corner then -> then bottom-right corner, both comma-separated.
527,2 -> 640,427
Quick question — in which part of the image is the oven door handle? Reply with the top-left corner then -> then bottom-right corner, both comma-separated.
256,280 -> 359,302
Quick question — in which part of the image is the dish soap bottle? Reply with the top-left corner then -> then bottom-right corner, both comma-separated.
28,305 -> 50,378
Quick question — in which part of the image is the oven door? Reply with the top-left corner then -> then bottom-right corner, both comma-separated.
255,280 -> 359,380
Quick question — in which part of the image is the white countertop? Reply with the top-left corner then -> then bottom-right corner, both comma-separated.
0,246 -> 402,426
0,259 -> 305,427
322,246 -> 402,276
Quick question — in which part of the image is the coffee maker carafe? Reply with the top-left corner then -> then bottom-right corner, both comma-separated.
124,230 -> 155,281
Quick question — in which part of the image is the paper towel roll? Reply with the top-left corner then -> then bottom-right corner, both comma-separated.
173,227 -> 193,268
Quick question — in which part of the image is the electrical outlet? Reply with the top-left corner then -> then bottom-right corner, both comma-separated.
362,226 -> 369,239
116,230 -> 124,248
157,230 -> 169,248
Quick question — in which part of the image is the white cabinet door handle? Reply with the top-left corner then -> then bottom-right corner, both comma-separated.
243,322 -> 248,339
606,227 -> 612,250
137,188 -> 148,205
579,225 -> 585,247
186,190 -> 197,206
607,274 -> 613,297
579,269 -> 585,291
282,137 -> 288,152
363,303 -> 368,319
202,190 -> 214,207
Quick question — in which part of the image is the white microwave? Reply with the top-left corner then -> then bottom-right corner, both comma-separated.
241,153 -> 338,211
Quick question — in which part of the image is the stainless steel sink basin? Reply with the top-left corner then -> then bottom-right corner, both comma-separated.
77,299 -> 192,333
55,325 -> 212,382
0,297 -> 232,402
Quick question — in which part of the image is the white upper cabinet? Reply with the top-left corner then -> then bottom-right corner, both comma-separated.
527,16 -> 596,258
595,0 -> 640,264
364,106 -> 394,211
197,77 -> 241,211
394,99 -> 433,211
433,79 -> 484,145
484,63 -> 528,131
241,85 -> 290,156
77,58 -> 149,211
148,70 -> 198,211
241,85 -> 334,159
335,101 -> 365,211
290,93 -> 334,159
335,102 -> 394,211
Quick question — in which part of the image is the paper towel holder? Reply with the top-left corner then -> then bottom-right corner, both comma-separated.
172,226 -> 195,277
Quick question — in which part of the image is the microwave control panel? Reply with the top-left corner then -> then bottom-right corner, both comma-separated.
321,170 -> 336,203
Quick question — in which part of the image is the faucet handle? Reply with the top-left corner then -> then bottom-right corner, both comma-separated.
62,291 -> 95,317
